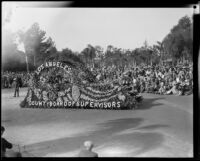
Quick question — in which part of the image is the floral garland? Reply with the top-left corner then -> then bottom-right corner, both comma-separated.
20,61 -> 143,110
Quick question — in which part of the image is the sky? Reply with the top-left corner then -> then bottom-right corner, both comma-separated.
3,3 -> 195,52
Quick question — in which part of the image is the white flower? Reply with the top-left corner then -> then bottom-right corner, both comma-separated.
118,93 -> 126,101
65,88 -> 70,93
63,97 -> 69,102
72,85 -> 80,102
58,91 -> 65,97
67,93 -> 73,101
42,91 -> 48,102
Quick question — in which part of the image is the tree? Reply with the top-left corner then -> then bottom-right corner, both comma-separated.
2,28 -> 27,71
105,45 -> 114,59
162,15 -> 193,64
60,48 -> 84,65
153,41 -> 165,65
143,39 -> 148,49
40,37 -> 57,58
81,44 -> 96,66
95,45 -> 104,59
17,22 -> 56,69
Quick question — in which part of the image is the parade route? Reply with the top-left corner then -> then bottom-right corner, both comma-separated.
1,88 -> 193,157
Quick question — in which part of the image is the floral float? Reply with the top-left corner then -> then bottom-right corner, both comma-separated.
20,59 -> 143,110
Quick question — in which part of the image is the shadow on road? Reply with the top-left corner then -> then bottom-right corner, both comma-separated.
24,117 -> 166,157
2,96 -> 165,127
137,97 -> 165,110
135,124 -> 169,131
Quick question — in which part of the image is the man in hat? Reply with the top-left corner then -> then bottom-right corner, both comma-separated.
78,141 -> 98,157
13,76 -> 19,97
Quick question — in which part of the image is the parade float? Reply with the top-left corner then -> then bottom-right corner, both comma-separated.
20,54 -> 143,110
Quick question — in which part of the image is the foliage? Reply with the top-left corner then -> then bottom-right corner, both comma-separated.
162,16 -> 193,64
45,49 -> 97,83
2,29 -> 27,71
80,44 -> 96,65
3,15 -> 193,72
17,22 -> 57,69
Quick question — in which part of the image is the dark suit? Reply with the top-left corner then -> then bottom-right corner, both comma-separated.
13,78 -> 20,97
78,149 -> 98,157
1,137 -> 13,157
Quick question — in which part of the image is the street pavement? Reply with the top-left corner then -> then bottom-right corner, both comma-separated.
1,88 -> 193,157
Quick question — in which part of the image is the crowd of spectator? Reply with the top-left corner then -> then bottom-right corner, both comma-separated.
2,62 -> 193,96
89,63 -> 193,96
2,71 -> 31,89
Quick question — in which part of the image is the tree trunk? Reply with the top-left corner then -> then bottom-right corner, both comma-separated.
25,55 -> 29,73
34,55 -> 36,67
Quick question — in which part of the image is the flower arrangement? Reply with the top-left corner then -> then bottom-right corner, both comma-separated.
20,61 -> 143,110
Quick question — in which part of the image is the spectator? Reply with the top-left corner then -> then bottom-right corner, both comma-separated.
1,126 -> 13,157
78,141 -> 98,157
13,77 -> 20,97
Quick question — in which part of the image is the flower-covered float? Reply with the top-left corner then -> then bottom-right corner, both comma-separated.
20,55 -> 143,110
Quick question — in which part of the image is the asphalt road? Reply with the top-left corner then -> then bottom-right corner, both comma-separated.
1,88 -> 193,157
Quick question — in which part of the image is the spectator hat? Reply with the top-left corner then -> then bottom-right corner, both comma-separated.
84,140 -> 94,150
